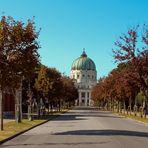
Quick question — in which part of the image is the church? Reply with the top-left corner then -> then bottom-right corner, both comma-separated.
70,50 -> 97,106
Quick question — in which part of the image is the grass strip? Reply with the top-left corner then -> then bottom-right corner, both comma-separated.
0,108 -> 70,143
117,113 -> 148,124
0,119 -> 46,141
124,114 -> 148,124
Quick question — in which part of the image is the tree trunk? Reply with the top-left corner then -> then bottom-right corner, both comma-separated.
134,97 -> 137,116
109,99 -> 111,111
119,101 -> 122,113
141,90 -> 147,118
112,99 -> 114,111
110,99 -> 112,111
50,102 -> 53,113
37,96 -> 41,118
15,89 -> 21,123
0,89 -> 3,130
28,105 -> 32,121
58,99 -> 61,112
123,100 -> 126,114
37,104 -> 41,118
47,103 -> 50,115
28,96 -> 33,121
107,100 -> 109,111
129,97 -> 132,115
143,99 -> 146,118
140,105 -> 143,118
117,100 -> 119,113
47,98 -> 49,115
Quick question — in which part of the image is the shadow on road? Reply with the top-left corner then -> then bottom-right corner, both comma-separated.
53,114 -> 122,122
0,141 -> 111,147
53,129 -> 148,137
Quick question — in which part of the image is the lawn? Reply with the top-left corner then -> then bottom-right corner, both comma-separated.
0,109 -> 69,142
0,119 -> 46,142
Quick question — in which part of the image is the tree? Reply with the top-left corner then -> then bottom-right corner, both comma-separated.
0,16 -> 40,130
92,63 -> 139,113
92,78 -> 106,107
34,65 -> 63,114
61,76 -> 78,108
113,25 -> 148,116
46,68 -> 63,112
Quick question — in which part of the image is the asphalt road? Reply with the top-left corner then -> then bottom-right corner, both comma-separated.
1,107 -> 148,148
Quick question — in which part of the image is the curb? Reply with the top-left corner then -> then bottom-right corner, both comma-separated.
0,114 -> 61,145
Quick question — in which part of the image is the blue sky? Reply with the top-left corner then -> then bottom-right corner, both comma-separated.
0,0 -> 148,78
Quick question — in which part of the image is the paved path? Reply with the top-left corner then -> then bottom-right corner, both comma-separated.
1,107 -> 148,148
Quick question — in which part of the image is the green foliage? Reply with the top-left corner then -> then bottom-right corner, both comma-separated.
136,91 -> 146,105
61,76 -> 78,103
34,65 -> 62,98
34,65 -> 78,111
0,15 -> 40,89
0,15 -> 40,129
92,25 -> 148,111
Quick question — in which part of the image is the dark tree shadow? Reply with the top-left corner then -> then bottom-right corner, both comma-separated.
53,129 -> 148,137
53,113 -> 122,121
1,141 -> 110,147
73,106 -> 97,110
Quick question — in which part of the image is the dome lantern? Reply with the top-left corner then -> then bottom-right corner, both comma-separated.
81,48 -> 87,57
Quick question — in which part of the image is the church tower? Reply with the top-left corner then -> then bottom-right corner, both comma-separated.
70,50 -> 97,106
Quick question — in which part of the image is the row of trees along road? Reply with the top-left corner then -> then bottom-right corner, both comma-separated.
21,65 -> 78,123
33,65 -> 78,118
0,16 -> 78,131
92,25 -> 148,118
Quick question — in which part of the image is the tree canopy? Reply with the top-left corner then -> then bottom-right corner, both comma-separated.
92,25 -> 148,117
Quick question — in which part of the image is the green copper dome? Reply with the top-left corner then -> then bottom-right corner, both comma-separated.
71,51 -> 96,71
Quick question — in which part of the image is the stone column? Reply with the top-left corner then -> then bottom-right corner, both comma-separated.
85,91 -> 87,106
89,91 -> 91,106
79,91 -> 81,106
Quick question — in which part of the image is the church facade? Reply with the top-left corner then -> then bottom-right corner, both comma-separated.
70,50 -> 97,106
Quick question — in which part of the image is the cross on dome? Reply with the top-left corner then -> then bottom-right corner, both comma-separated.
81,48 -> 87,57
